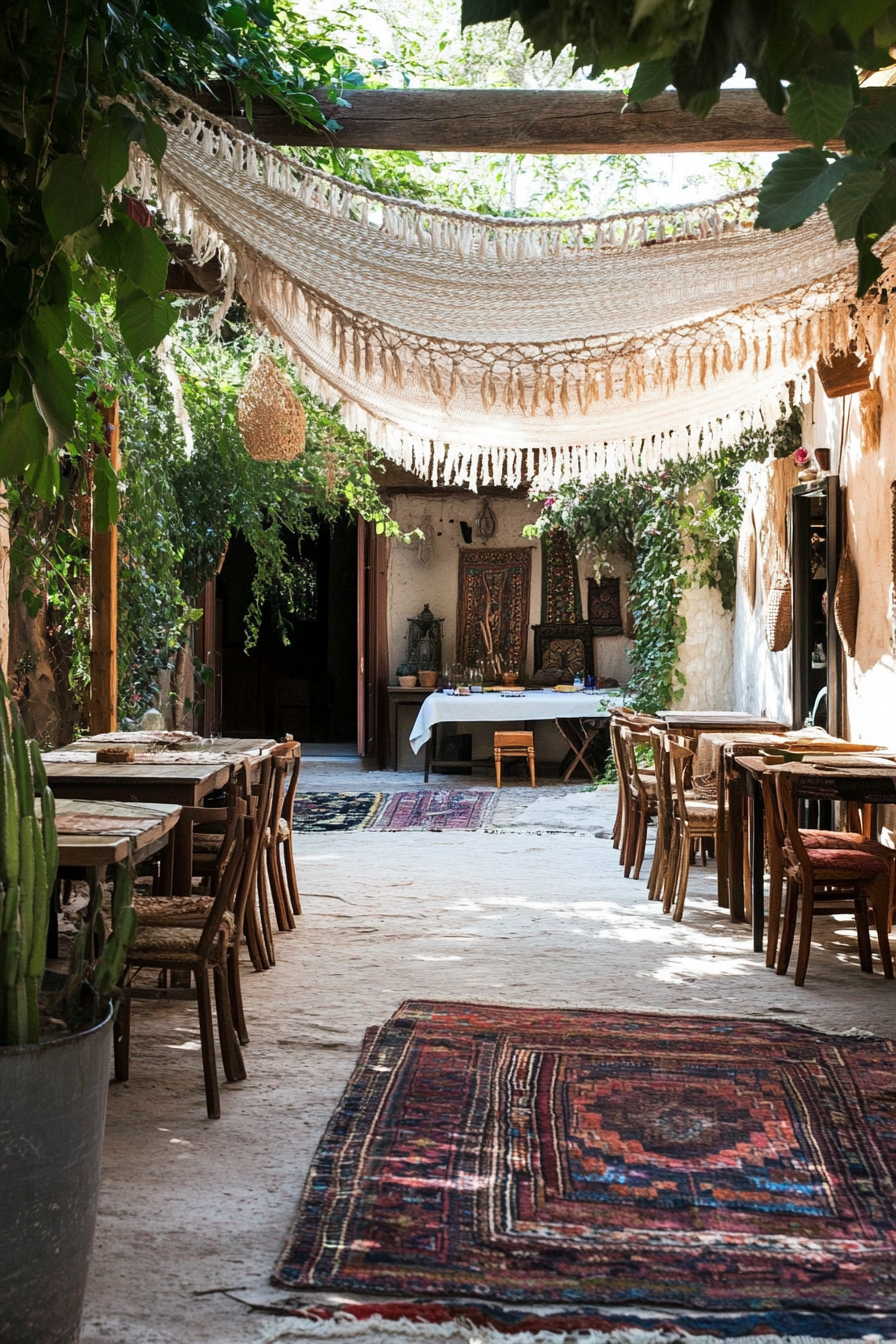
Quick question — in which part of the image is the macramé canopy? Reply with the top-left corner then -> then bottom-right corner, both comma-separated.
131,79 -> 894,489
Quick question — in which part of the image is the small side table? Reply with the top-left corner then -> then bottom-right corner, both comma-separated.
387,686 -> 436,770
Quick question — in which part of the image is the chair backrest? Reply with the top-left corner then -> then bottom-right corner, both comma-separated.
197,815 -> 247,961
281,748 -> 302,834
668,741 -> 693,817
619,726 -> 651,804
649,726 -> 672,828
774,769 -> 813,875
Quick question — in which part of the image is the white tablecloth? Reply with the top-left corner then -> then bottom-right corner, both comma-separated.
409,688 -> 625,754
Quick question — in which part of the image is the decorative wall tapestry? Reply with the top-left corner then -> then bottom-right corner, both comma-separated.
587,576 -> 624,634
457,549 -> 532,672
274,1001 -> 896,1321
541,531 -> 582,623
129,79 -> 896,490
532,622 -> 595,682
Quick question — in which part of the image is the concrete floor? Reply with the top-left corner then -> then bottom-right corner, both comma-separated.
80,762 -> 896,1344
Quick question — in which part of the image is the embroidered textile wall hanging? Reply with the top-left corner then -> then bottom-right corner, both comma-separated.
541,531 -> 582,624
532,622 -> 595,682
587,576 -> 624,635
457,549 -> 532,672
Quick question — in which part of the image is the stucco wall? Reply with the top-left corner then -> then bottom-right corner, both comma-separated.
733,357 -> 896,751
837,356 -> 896,750
385,492 -> 632,769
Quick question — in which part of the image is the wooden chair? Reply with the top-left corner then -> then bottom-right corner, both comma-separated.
763,773 -> 896,969
647,727 -> 673,902
667,741 -> 720,920
774,770 -> 894,986
263,745 -> 301,933
618,726 -> 657,881
115,815 -> 247,1119
274,745 -> 302,918
494,731 -> 535,787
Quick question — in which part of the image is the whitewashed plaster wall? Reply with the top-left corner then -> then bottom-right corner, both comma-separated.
834,354 -> 896,750
733,358 -> 896,749
385,492 -> 632,769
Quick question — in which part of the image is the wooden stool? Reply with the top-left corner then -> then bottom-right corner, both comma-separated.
494,731 -> 536,787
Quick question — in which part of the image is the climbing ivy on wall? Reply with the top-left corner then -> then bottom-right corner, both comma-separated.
529,415 -> 801,713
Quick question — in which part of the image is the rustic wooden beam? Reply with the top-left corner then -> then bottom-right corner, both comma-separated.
193,87 -> 815,154
89,402 -> 120,735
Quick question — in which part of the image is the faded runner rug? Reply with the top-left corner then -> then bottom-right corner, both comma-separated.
292,792 -> 383,832
373,790 -> 496,832
273,1003 -> 896,1336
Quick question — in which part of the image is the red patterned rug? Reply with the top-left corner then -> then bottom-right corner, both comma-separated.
273,1003 -> 896,1328
372,790 -> 496,831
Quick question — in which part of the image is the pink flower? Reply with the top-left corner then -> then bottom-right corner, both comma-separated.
793,447 -> 810,466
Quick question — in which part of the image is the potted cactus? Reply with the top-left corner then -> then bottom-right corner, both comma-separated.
0,672 -> 136,1344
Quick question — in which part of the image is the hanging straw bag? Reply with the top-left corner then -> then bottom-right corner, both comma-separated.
833,534 -> 859,658
766,572 -> 792,652
237,353 -> 306,462
738,508 -> 757,611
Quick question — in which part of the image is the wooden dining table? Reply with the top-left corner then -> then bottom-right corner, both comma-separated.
48,798 -> 182,956
44,737 -> 276,896
733,754 -> 896,954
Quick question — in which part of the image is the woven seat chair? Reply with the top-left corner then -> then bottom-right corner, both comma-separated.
115,815 -> 247,1119
611,713 -> 660,865
773,771 -> 894,986
761,777 -> 896,969
667,741 -> 719,920
647,727 -> 674,902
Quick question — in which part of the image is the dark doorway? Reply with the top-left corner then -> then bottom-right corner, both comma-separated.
217,516 -> 358,743
791,477 -> 841,736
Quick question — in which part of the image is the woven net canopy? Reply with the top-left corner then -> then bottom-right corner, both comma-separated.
131,81 -> 895,489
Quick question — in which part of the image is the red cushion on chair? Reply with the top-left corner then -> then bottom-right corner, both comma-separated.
802,829 -> 877,851
804,848 -> 890,879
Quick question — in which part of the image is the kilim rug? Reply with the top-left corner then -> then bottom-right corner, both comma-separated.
273,1002 -> 896,1335
292,792 -> 384,832
372,790 -> 496,832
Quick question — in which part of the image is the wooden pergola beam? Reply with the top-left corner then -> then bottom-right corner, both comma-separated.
193,87 -> 819,154
89,402 -> 120,735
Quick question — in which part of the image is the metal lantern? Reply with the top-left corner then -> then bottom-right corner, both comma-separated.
406,604 -> 444,671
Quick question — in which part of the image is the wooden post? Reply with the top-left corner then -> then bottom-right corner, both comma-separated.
89,402 -> 120,734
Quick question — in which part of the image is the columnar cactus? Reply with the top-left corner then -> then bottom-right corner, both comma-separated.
0,678 -> 57,1047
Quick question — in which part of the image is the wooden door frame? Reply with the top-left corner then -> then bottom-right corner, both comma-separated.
357,518 -> 389,765
790,476 -> 842,735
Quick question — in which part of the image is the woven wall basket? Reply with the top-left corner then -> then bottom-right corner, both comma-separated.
766,573 -> 793,652
237,353 -> 306,462
833,537 -> 859,658
738,510 -> 757,611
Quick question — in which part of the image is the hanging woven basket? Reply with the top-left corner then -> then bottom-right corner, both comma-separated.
766,572 -> 793,652
237,353 -> 306,462
738,509 -> 757,611
833,536 -> 859,658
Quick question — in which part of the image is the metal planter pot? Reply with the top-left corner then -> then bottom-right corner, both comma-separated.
0,1007 -> 113,1344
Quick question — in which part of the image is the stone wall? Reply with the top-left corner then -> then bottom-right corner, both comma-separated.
676,582 -> 735,711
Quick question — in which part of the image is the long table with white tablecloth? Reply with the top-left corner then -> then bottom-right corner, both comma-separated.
409,687 -> 625,756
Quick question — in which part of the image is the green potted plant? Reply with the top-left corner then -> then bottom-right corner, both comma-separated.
0,671 -> 136,1344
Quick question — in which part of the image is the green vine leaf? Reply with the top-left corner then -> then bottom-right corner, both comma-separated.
0,399 -> 49,476
30,352 -> 77,446
121,223 -> 171,297
85,120 -> 133,193
40,155 -> 104,242
23,450 -> 61,504
629,58 -> 672,103
826,167 -> 886,242
785,58 -> 857,149
93,451 -> 120,533
115,289 -> 178,358
755,148 -> 851,231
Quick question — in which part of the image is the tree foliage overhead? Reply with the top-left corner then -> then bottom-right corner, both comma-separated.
461,0 -> 896,294
0,0 -> 359,487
